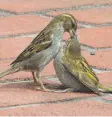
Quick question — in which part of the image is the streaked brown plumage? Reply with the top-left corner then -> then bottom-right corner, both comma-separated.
54,35 -> 112,95
0,13 -> 77,91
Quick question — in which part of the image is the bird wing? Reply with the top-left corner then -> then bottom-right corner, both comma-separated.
11,29 -> 52,65
62,56 -> 99,93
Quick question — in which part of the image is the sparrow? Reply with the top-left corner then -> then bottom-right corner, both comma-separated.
54,35 -> 112,95
0,13 -> 77,92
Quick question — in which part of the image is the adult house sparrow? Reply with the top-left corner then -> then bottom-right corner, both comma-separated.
0,13 -> 77,92
54,35 -> 112,95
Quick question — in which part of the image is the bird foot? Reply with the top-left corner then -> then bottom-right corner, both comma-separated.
34,86 -> 75,93
33,85 -> 63,92
33,86 -> 41,90
55,88 -> 75,93
42,88 -> 75,93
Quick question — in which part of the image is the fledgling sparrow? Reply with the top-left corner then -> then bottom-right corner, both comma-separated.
0,13 -> 77,92
54,35 -> 112,95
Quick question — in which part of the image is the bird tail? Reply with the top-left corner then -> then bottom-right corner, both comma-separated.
98,83 -> 112,93
0,67 -> 19,78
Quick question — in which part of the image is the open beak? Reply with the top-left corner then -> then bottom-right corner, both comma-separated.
69,29 -> 79,41
69,29 -> 75,37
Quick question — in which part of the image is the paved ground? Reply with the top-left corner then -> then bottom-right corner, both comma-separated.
0,0 -> 112,116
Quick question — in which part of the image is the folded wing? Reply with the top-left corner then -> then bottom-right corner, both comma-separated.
11,29 -> 52,65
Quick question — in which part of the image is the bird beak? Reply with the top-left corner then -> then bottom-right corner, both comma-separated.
69,29 -> 75,37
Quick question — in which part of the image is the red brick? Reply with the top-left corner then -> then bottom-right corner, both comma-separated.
0,15 -> 50,36
97,72 -> 112,85
0,100 -> 112,116
82,50 -> 112,69
0,37 -> 33,59
101,94 -> 112,101
47,7 -> 112,23
0,82 -> 92,107
0,0 -> 111,13
64,27 -> 112,48
79,27 -> 112,48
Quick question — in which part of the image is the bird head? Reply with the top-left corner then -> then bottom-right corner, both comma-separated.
64,35 -> 81,59
51,13 -> 77,37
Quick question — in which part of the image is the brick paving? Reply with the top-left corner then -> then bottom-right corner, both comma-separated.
0,0 -> 112,116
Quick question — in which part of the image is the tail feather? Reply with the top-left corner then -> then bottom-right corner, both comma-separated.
98,83 -> 112,93
0,67 -> 19,78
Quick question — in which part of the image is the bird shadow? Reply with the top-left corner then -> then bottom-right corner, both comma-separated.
0,80 -> 106,95
0,80 -> 66,91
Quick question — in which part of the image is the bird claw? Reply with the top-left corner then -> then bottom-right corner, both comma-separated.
33,86 -> 42,91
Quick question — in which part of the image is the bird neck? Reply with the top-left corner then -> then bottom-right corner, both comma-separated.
65,36 -> 81,59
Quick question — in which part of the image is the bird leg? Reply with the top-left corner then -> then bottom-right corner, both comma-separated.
32,72 -> 40,85
32,71 -> 74,92
34,71 -> 57,92
34,71 -> 47,91
34,71 -> 68,92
